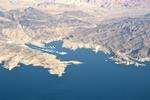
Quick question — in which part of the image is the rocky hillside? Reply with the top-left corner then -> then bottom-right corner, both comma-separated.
0,0 -> 149,76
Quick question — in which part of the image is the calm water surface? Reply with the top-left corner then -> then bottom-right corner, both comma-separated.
0,41 -> 150,100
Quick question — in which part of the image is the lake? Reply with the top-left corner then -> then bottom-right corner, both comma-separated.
0,41 -> 150,100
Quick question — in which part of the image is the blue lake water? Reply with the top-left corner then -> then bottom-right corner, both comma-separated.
0,41 -> 150,100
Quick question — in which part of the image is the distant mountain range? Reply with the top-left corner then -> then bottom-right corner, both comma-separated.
36,0 -> 150,7
6,0 -> 150,7
0,0 -> 149,11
